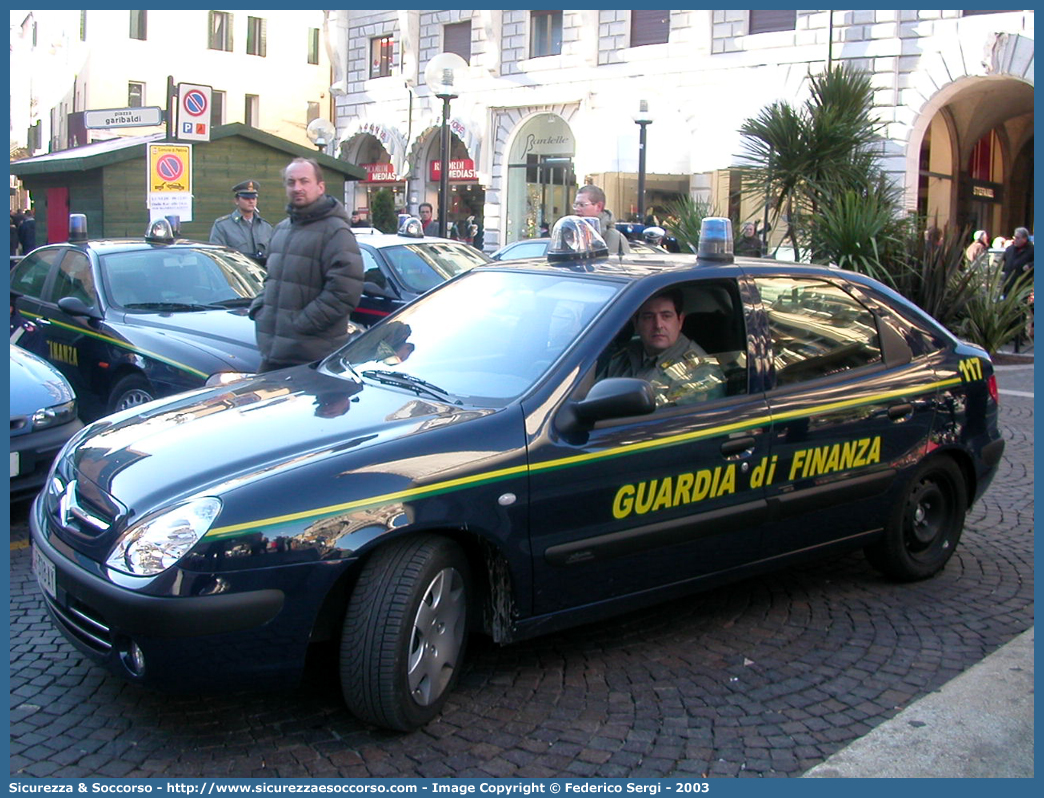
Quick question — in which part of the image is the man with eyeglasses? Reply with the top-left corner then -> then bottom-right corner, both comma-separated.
572,185 -> 631,256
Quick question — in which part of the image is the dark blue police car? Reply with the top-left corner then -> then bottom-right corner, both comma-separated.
10,216 -> 263,421
31,217 -> 1005,731
352,219 -> 490,326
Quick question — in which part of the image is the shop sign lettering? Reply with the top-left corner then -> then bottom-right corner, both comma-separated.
429,159 -> 478,182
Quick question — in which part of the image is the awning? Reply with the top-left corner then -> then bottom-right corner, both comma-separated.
339,119 -> 409,176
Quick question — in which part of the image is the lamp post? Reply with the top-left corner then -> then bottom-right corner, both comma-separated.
424,52 -> 468,239
634,100 -> 654,223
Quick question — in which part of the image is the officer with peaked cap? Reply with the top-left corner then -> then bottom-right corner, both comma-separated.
210,180 -> 273,264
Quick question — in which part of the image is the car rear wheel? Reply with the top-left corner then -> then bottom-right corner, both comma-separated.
864,457 -> 967,581
340,535 -> 470,731
109,374 -> 155,414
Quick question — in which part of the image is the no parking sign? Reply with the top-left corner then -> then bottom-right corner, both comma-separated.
177,82 -> 212,142
147,143 -> 194,221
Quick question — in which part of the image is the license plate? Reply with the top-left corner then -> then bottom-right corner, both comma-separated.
10,451 -> 19,478
33,545 -> 57,601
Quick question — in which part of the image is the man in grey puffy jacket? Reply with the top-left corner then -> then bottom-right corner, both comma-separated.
249,158 -> 364,372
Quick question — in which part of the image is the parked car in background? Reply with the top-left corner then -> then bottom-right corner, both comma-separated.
352,220 -> 491,326
31,217 -> 1005,731
10,343 -> 82,500
9,217 -> 264,421
490,236 -> 666,261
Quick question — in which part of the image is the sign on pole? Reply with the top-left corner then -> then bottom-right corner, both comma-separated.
177,82 -> 212,142
147,142 -> 193,221
83,106 -> 163,129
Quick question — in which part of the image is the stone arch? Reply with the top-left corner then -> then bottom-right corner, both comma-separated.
899,32 -> 1033,228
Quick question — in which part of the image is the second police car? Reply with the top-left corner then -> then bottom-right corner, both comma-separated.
10,216 -> 264,421
351,218 -> 491,326
31,217 -> 1005,731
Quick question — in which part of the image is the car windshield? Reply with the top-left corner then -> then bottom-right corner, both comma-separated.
323,270 -> 620,404
379,242 -> 489,294
100,247 -> 266,310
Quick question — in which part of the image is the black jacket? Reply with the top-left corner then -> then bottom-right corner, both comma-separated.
250,196 -> 363,367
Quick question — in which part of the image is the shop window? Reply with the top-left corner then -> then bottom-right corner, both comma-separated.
209,10 -> 233,52
247,16 -> 267,57
968,131 -> 1000,182
371,35 -> 394,78
129,10 -> 146,41
748,10 -> 796,35
307,28 -> 320,65
444,21 -> 471,64
631,11 -> 669,47
530,11 -> 562,58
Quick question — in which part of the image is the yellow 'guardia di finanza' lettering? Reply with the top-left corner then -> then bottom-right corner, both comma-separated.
787,436 -> 882,481
612,465 -> 737,520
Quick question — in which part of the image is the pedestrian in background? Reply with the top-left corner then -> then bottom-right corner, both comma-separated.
1002,227 -> 1034,293
210,180 -> 273,264
17,209 -> 35,255
965,229 -> 989,267
10,211 -> 22,257
571,185 -> 630,256
249,157 -> 363,372
418,202 -> 439,236
735,222 -> 763,257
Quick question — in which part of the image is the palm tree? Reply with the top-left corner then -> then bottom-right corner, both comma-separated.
737,64 -> 889,262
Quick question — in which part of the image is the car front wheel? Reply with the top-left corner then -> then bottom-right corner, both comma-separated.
109,374 -> 155,414
340,535 -> 471,731
864,457 -> 967,581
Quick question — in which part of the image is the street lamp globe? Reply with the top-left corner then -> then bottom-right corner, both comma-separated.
424,52 -> 468,238
424,52 -> 468,99
306,118 -> 336,154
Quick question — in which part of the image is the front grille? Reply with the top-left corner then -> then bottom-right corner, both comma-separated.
48,475 -> 118,540
43,591 -> 113,654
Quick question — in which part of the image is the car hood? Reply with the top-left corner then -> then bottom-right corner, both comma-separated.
122,307 -> 260,370
10,343 -> 76,418
60,365 -> 500,529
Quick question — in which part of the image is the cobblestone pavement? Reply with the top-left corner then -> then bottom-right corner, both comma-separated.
9,382 -> 1033,779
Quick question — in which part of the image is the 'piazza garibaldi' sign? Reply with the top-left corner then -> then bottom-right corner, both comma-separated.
84,106 -> 163,129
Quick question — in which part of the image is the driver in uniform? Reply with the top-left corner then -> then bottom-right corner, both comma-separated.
603,289 -> 726,407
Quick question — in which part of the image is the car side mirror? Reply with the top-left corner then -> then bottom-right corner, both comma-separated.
559,377 -> 657,433
57,296 -> 103,321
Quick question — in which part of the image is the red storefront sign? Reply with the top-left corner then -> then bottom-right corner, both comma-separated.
362,162 -> 399,183
429,158 -> 478,182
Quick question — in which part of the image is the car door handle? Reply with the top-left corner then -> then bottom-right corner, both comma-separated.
887,403 -> 913,420
721,436 -> 757,457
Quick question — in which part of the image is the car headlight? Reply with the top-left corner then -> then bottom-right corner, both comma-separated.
106,497 -> 222,576
32,400 -> 77,429
206,371 -> 253,388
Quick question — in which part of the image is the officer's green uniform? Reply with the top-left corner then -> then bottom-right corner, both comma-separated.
605,333 -> 726,407
210,180 -> 273,263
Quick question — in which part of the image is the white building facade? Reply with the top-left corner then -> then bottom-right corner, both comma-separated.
331,9 -> 1033,252
10,10 -> 333,154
